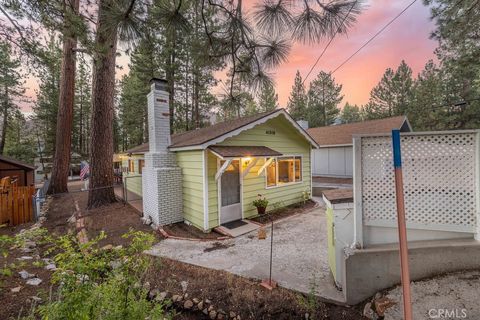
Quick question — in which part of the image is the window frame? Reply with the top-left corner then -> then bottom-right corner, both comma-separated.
264,155 -> 303,189
138,159 -> 145,174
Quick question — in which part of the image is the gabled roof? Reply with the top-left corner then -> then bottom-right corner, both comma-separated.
123,109 -> 319,154
0,155 -> 35,170
307,116 -> 411,147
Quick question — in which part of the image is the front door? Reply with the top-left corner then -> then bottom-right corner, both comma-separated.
220,160 -> 242,224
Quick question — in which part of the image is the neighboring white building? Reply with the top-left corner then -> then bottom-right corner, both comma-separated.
307,116 -> 412,177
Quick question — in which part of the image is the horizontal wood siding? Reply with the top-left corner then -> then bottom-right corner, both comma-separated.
122,155 -> 143,196
207,115 -> 312,227
176,150 -> 204,229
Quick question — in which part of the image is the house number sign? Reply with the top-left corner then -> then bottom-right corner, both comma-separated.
266,130 -> 276,135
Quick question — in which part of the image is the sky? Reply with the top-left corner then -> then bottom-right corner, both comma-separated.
21,0 -> 438,113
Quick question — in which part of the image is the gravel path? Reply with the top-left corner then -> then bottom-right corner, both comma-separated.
148,207 -> 343,303
384,270 -> 480,319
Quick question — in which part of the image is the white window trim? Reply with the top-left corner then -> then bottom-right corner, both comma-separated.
264,155 -> 304,189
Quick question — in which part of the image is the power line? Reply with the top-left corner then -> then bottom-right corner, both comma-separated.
302,0 -> 358,84
331,0 -> 418,75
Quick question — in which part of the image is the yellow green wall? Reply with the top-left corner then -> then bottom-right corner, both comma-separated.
206,114 -> 312,228
176,150 -> 205,229
122,155 -> 143,196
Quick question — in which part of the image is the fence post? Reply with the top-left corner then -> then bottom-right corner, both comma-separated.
352,136 -> 363,248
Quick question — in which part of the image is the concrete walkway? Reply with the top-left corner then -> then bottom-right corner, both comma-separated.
147,207 -> 344,303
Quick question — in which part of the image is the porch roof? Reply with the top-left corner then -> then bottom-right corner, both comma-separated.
208,145 -> 282,158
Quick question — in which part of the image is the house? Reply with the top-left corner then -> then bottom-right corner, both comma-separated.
0,155 -> 35,186
307,116 -> 412,178
122,78 -> 319,231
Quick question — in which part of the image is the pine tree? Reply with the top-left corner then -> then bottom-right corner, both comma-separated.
307,71 -> 343,127
73,61 -> 92,156
287,71 -> 308,120
0,41 -> 25,155
258,83 -> 278,112
365,60 -> 413,119
340,102 -> 362,123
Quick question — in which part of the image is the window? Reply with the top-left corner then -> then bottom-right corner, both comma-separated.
266,156 -> 302,187
128,160 -> 134,173
138,159 -> 145,174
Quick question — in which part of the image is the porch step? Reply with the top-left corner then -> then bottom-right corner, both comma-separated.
214,220 -> 260,238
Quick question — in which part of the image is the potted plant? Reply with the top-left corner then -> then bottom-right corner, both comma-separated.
253,194 -> 269,215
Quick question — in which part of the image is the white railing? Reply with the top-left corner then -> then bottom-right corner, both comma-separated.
353,130 -> 480,246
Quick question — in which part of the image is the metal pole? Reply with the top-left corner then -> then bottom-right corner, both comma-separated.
392,129 -> 413,320
269,220 -> 273,285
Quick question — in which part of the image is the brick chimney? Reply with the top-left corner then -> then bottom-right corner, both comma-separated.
142,78 -> 183,226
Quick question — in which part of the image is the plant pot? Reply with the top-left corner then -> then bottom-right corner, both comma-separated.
256,206 -> 266,215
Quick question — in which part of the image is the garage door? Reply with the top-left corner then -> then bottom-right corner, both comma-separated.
312,146 -> 353,177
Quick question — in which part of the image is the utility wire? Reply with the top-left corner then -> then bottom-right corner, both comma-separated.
302,0 -> 358,84
331,0 -> 418,75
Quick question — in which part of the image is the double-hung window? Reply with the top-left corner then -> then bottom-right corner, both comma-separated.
266,156 -> 302,188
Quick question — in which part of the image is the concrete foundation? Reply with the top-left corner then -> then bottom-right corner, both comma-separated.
343,238 -> 480,305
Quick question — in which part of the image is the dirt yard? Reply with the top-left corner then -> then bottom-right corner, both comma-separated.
249,200 -> 317,224
0,182 -> 366,319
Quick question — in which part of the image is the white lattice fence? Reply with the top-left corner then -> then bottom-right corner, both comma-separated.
359,131 -> 479,233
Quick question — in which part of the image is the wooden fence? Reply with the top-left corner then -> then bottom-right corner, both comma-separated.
0,177 -> 35,226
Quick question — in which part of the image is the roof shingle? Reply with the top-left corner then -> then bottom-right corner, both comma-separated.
307,116 -> 409,147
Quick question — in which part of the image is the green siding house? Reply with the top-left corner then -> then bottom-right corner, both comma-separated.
122,79 -> 319,232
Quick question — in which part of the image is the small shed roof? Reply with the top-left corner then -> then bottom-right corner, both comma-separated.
0,155 -> 35,170
208,146 -> 282,158
307,116 -> 411,147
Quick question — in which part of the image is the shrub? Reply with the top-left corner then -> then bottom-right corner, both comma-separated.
253,194 -> 269,208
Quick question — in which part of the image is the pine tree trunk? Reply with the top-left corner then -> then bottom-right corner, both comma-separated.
0,90 -> 8,155
47,0 -> 80,195
87,0 -> 118,208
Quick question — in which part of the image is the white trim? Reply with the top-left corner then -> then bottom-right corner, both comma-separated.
215,159 -> 232,181
217,159 -> 243,225
364,219 -> 475,234
208,148 -> 225,160
257,157 -> 274,176
242,158 -> 258,178
202,150 -> 209,231
169,109 -> 320,151
264,155 -> 304,189
352,136 -> 364,248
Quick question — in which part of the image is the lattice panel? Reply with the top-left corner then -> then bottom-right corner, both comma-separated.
361,133 -> 478,230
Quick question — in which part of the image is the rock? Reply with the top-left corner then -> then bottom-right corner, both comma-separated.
45,264 -> 57,271
205,299 -> 212,304
101,244 -> 113,250
42,258 -> 54,264
183,293 -> 188,300
26,278 -> 42,286
363,302 -> 375,319
181,280 -> 188,293
172,294 -> 181,302
19,270 -> 35,279
109,260 -> 122,269
197,301 -> 204,310
184,300 -> 194,309
11,286 -> 22,293
209,310 -> 217,319
21,247 -> 35,253
193,298 -> 200,304
217,313 -> 224,320
114,245 -> 123,250
203,308 -> 209,315
374,297 -> 396,317
17,256 -> 33,261
374,292 -> 382,300
155,292 -> 168,302
208,305 -> 214,312
229,311 -> 236,318
148,288 -> 160,300
304,313 -> 309,319
24,241 -> 36,248
236,316 -> 241,320
31,296 -> 42,302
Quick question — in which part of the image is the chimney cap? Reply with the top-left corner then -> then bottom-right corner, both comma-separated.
150,78 -> 169,92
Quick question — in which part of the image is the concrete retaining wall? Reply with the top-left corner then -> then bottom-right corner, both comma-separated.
343,239 -> 480,305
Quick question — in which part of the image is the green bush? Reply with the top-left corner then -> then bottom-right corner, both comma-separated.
36,230 -> 170,320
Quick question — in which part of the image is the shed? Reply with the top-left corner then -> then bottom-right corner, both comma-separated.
307,116 -> 412,178
0,155 -> 35,186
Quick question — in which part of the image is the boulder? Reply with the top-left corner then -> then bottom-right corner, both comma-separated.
184,300 -> 194,309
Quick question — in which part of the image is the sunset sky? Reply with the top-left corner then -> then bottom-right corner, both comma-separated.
21,0 -> 439,112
